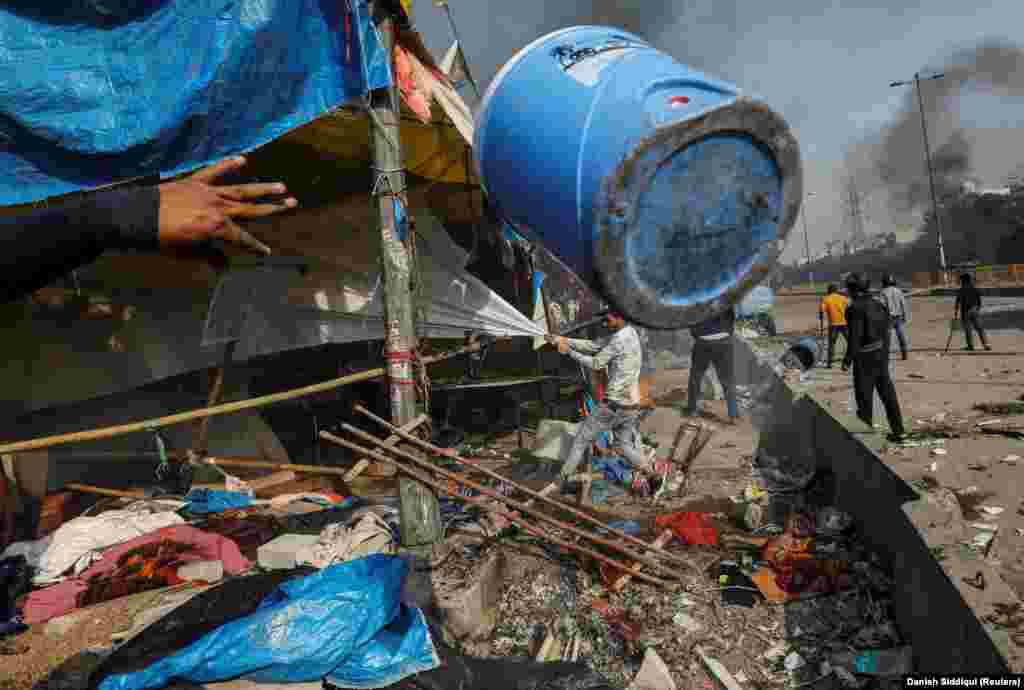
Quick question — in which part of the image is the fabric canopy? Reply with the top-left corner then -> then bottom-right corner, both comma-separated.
0,0 -> 389,205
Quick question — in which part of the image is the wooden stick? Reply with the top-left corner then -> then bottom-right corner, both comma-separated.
66,483 -> 145,499
332,425 -> 680,582
523,481 -> 559,508
194,341 -> 236,454
204,457 -> 352,478
0,347 -> 472,455
612,528 -> 676,592
320,431 -> 670,588
343,414 -> 429,482
352,404 -> 696,572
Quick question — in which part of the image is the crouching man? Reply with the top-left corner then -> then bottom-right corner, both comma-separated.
546,310 -> 654,482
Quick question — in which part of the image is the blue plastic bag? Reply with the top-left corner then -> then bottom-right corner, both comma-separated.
99,555 -> 439,690
591,455 -> 634,485
182,488 -> 253,515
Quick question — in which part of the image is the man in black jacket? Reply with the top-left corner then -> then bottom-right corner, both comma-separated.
686,307 -> 739,425
842,273 -> 904,441
954,273 -> 991,351
1,156 -> 296,304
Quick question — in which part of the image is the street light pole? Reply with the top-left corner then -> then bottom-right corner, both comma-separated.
891,72 -> 947,282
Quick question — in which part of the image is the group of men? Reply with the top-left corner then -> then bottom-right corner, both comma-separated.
817,271 -> 994,443
545,270 -> 999,487
545,302 -> 742,489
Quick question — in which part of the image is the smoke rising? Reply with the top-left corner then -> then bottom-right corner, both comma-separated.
851,39 -> 1024,215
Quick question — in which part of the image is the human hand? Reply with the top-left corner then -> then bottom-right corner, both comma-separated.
157,157 -> 297,259
556,337 -> 570,354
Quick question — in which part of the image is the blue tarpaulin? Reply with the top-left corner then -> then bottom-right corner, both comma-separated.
0,0 -> 390,205
182,488 -> 253,515
98,554 -> 440,690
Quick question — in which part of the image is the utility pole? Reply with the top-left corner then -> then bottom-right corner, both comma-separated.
845,179 -> 867,252
368,0 -> 442,556
891,72 -> 948,282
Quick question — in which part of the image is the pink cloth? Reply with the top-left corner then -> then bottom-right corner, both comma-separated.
22,525 -> 250,624
394,44 -> 432,122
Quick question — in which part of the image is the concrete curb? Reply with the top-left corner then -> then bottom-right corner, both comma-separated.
741,338 -> 1012,673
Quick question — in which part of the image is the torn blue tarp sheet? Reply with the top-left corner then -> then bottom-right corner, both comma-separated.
183,489 -> 253,515
0,0 -> 390,206
98,554 -> 440,690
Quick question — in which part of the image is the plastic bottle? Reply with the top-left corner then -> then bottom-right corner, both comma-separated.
830,647 -> 912,676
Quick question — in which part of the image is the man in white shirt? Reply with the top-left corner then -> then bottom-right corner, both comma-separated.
547,310 -> 652,480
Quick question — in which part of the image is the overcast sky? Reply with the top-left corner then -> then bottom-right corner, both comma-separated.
411,0 -> 1024,263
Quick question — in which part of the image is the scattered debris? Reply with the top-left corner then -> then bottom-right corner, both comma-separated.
695,647 -> 743,690
974,401 -> 1024,416
631,648 -> 678,690
784,651 -> 806,671
965,571 -> 987,590
257,533 -> 320,570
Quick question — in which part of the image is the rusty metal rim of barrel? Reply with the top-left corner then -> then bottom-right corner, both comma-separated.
593,97 -> 803,330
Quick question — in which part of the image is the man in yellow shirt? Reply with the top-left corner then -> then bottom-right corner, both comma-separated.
820,284 -> 850,368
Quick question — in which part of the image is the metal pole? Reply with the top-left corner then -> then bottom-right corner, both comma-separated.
913,73 -> 948,282
368,1 -> 442,555
441,3 -> 482,99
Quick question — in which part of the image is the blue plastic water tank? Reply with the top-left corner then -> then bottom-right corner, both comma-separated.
474,27 -> 803,329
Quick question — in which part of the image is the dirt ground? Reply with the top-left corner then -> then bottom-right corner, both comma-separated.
772,293 -> 1024,603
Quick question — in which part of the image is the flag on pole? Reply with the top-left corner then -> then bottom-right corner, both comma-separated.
440,40 -> 471,89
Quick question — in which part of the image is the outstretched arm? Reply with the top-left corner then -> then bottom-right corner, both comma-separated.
0,157 -> 296,304
566,338 -> 618,371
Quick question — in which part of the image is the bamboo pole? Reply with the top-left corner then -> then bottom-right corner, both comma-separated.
66,483 -> 145,499
330,425 -> 682,582
353,404 -> 697,572
203,457 -> 353,478
320,430 -> 670,588
0,346 -> 473,455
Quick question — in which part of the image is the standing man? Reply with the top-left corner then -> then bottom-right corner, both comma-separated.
819,284 -> 850,368
842,273 -> 905,441
955,273 -> 992,351
547,311 -> 653,481
685,307 -> 739,425
879,274 -> 910,360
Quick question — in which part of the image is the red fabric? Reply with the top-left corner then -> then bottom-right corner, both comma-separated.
22,525 -> 250,624
655,512 -> 718,546
393,45 -> 432,122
